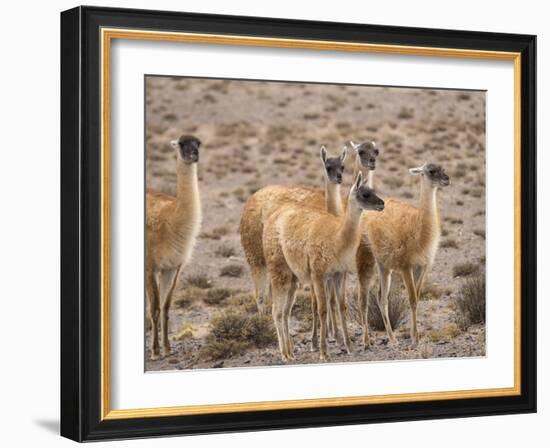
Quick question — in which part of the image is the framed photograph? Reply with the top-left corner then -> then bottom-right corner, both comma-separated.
60,6 -> 536,441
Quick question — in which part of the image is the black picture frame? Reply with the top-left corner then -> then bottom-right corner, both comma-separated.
61,5 -> 536,442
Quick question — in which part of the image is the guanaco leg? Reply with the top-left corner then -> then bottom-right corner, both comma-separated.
402,268 -> 419,346
146,269 -> 161,360
159,264 -> 182,356
377,262 -> 397,344
312,274 -> 330,361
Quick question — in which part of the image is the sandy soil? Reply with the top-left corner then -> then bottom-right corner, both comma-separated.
144,76 -> 486,371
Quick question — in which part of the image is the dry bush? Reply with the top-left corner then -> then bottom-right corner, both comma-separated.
174,287 -> 207,308
215,244 -> 236,258
202,311 -> 276,360
427,323 -> 461,342
420,283 -> 444,301
473,229 -> 486,239
201,226 -> 230,240
228,292 -> 257,313
220,263 -> 244,278
397,107 -> 414,119
454,274 -> 486,330
453,262 -> 479,278
440,238 -> 459,249
185,274 -> 212,289
203,288 -> 233,305
367,282 -> 408,331
291,292 -> 313,329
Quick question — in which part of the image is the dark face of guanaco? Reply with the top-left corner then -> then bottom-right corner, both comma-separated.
319,145 -> 346,184
351,173 -> 385,211
171,135 -> 201,164
352,141 -> 380,171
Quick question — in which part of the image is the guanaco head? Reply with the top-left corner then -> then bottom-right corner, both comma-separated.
409,163 -> 450,187
319,145 -> 347,184
171,135 -> 201,164
350,140 -> 379,170
349,172 -> 385,211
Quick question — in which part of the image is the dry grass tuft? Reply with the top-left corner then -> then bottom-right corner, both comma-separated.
420,283 -> 444,301
427,323 -> 461,342
220,263 -> 244,278
174,287 -> 208,308
367,282 -> 408,331
203,288 -> 233,305
215,244 -> 236,258
200,226 -> 230,240
454,274 -> 486,330
440,238 -> 459,249
453,262 -> 479,278
185,274 -> 212,289
201,311 -> 276,360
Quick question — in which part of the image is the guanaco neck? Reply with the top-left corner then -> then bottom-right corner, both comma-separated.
325,180 -> 343,216
173,161 -> 201,227
352,156 -> 375,189
417,178 -> 440,242
336,196 -> 363,254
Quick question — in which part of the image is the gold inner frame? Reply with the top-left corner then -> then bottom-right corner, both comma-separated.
100,27 -> 522,420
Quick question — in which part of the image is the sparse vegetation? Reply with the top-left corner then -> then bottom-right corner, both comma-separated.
397,107 -> 414,119
202,311 -> 276,360
440,238 -> 459,249
420,283 -> 444,301
220,264 -> 244,278
427,323 -> 461,342
367,283 -> 407,331
185,274 -> 212,289
174,287 -> 208,308
203,288 -> 233,305
473,229 -> 486,239
200,226 -> 230,240
454,274 -> 486,330
215,244 -> 236,258
453,262 -> 479,278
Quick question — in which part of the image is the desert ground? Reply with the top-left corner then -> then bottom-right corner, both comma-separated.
145,76 -> 486,371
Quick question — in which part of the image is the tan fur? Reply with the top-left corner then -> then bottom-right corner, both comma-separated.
146,160 -> 202,359
263,183 -> 369,361
361,176 -> 442,345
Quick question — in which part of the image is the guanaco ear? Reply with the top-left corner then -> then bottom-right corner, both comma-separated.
409,164 -> 426,175
320,145 -> 327,163
170,140 -> 179,149
353,172 -> 363,190
340,146 -> 347,163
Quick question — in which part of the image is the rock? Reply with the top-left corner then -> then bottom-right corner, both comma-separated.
212,360 -> 224,368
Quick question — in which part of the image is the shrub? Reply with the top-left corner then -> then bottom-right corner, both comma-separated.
202,311 -> 276,360
440,238 -> 459,249
454,274 -> 486,330
200,226 -> 230,240
473,229 -> 486,239
173,287 -> 207,308
220,264 -> 244,278
420,283 -> 443,301
427,324 -> 461,342
203,288 -> 232,305
185,274 -> 212,289
453,262 -> 479,278
367,281 -> 408,331
215,244 -> 236,258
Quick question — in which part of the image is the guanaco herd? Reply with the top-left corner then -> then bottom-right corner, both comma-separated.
146,134 -> 450,362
